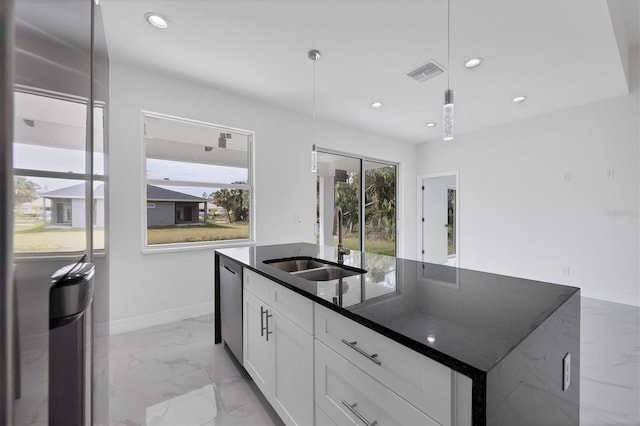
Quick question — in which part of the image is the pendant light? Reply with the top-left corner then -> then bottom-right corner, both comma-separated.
309,49 -> 320,172
443,0 -> 454,141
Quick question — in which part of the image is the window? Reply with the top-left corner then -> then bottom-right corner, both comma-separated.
12,89 -> 105,254
143,112 -> 253,247
316,150 -> 397,256
54,200 -> 72,225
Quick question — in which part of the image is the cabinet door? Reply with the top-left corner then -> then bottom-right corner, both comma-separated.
271,311 -> 314,426
243,290 -> 272,398
315,340 -> 440,426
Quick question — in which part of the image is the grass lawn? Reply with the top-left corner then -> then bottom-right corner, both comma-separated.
147,222 -> 249,245
14,222 -> 105,252
342,235 -> 396,257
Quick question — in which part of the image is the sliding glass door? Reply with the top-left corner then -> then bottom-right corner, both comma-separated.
364,160 -> 396,256
316,150 -> 397,256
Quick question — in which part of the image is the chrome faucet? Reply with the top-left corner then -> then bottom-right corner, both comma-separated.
333,206 -> 350,263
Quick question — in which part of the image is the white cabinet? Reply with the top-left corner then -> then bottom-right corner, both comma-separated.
271,309 -> 314,425
243,289 -> 271,395
242,268 -> 471,426
315,339 -> 441,426
315,304 -> 472,426
315,304 -> 458,425
243,269 -> 314,426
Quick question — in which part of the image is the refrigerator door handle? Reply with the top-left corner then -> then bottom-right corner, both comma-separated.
13,279 -> 20,399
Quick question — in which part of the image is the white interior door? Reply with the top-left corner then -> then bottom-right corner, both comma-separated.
422,179 -> 449,264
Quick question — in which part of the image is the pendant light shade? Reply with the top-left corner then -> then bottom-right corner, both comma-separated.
443,0 -> 454,141
309,50 -> 320,172
443,89 -> 454,141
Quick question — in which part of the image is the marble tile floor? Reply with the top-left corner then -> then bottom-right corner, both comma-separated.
108,297 -> 639,426
108,315 -> 282,426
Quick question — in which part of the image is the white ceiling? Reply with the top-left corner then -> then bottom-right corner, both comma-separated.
101,0 -> 638,144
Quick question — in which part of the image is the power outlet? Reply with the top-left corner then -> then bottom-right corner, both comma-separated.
563,352 -> 571,391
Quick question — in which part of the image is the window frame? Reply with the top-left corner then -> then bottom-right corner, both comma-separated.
12,85 -> 106,259
141,110 -> 255,252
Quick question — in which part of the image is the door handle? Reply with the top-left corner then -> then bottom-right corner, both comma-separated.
260,306 -> 266,337
265,310 -> 273,341
13,275 -> 21,399
223,265 -> 236,275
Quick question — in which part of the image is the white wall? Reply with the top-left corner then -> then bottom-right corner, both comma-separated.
417,65 -> 639,307
108,62 -> 417,332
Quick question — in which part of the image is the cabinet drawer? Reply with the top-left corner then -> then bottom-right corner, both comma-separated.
315,340 -> 440,426
269,282 -> 314,335
316,405 -> 337,426
315,304 -> 452,425
243,268 -> 270,301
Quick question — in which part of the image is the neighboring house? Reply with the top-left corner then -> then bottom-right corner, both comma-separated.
41,184 -> 105,227
15,197 -> 44,216
147,185 -> 208,227
42,183 -> 207,228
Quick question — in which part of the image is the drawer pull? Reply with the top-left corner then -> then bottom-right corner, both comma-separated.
341,339 -> 382,365
341,400 -> 378,426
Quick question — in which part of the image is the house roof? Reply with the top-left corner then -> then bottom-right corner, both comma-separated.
41,183 -> 105,199
42,183 -> 206,203
147,185 -> 207,202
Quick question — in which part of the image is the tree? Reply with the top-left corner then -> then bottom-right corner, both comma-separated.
335,172 -> 359,235
211,183 -> 249,223
14,177 -> 40,204
364,166 -> 396,240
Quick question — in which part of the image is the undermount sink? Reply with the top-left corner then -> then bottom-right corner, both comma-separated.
291,266 -> 363,281
264,258 -> 328,273
263,256 -> 366,282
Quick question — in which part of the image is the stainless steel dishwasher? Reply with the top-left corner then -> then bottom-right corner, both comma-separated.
219,257 -> 243,363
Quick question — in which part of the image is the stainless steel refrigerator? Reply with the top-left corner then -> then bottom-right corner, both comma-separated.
1,0 -> 109,424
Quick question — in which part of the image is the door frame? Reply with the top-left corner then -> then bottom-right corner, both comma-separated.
316,147 -> 400,256
417,171 -> 460,265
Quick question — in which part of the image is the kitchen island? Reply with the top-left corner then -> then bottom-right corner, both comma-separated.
215,243 -> 580,425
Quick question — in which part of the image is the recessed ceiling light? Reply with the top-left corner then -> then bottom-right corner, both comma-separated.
426,122 -> 437,128
145,13 -> 169,29
512,96 -> 527,103
464,57 -> 483,68
371,101 -> 383,108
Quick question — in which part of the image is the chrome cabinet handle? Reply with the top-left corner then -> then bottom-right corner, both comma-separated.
265,310 -> 273,341
341,400 -> 378,426
260,306 -> 266,337
341,339 -> 381,365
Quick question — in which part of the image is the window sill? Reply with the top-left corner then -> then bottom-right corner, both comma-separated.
141,240 -> 255,255
14,250 -> 107,261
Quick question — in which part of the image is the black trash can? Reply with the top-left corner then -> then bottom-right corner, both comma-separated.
49,259 -> 95,426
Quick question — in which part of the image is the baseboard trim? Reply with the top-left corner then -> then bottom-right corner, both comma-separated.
109,302 -> 213,335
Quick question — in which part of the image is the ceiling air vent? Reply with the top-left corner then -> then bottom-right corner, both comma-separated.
406,59 -> 446,83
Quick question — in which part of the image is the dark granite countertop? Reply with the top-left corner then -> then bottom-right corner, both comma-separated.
216,242 -> 579,380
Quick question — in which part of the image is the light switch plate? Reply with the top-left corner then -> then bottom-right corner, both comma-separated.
563,352 -> 571,391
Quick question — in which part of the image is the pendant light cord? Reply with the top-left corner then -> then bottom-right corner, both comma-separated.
312,57 -> 316,143
447,0 -> 451,89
